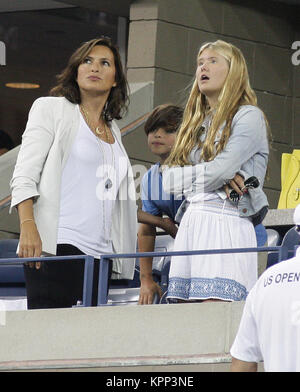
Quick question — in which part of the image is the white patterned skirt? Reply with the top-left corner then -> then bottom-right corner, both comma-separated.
167,198 -> 257,302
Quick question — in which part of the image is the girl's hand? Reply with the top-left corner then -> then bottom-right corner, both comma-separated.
224,173 -> 245,199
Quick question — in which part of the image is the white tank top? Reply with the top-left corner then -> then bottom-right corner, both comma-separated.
57,110 -> 127,258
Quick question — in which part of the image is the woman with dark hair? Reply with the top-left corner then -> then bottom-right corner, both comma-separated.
49,37 -> 129,121
10,37 -> 137,309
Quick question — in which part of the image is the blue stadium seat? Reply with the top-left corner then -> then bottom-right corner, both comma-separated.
278,226 -> 300,261
0,239 -> 26,297
0,239 -> 19,258
267,226 -> 300,268
266,229 -> 282,268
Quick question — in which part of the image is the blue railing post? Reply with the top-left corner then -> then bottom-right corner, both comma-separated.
82,255 -> 94,307
97,256 -> 110,305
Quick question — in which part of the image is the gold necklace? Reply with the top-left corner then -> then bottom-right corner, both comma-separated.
80,105 -> 108,137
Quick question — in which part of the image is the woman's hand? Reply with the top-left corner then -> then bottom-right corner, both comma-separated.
19,220 -> 42,269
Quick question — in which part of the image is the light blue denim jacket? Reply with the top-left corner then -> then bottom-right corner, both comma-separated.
162,105 -> 269,224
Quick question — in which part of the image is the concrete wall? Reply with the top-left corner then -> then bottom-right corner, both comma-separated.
127,0 -> 300,208
0,301 -> 258,371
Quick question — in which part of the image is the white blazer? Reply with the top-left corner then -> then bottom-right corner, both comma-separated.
10,97 -> 137,280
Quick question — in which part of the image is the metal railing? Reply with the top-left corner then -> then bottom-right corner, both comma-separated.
0,195 -> 11,212
0,255 -> 94,306
97,245 -> 290,305
120,112 -> 150,137
0,243 -> 296,307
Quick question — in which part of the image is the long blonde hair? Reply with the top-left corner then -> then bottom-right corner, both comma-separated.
166,40 -> 258,166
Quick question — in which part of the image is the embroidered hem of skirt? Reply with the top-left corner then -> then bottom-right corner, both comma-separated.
167,276 -> 248,301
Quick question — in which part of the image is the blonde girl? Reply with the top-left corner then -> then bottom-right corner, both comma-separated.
163,40 -> 269,303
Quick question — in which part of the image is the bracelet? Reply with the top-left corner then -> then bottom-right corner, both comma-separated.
20,218 -> 34,226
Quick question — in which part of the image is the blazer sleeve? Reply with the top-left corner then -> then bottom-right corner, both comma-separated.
163,106 -> 267,195
10,97 -> 55,210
